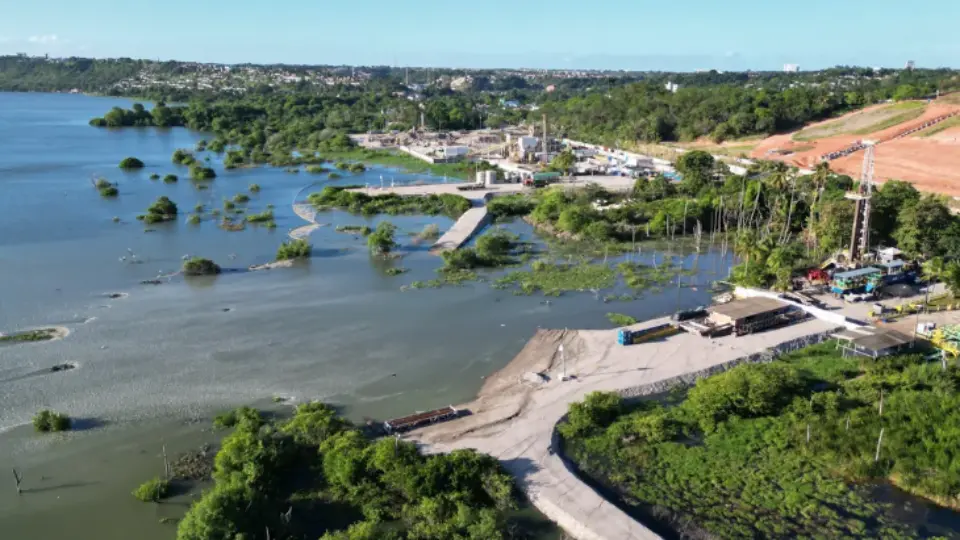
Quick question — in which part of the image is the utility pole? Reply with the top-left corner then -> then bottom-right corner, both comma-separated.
559,343 -> 566,380
542,114 -> 548,167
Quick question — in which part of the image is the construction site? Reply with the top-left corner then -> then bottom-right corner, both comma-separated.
751,95 -> 960,195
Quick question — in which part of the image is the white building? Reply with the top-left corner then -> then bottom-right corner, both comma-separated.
783,64 -> 800,73
665,82 -> 680,93
438,146 -> 470,159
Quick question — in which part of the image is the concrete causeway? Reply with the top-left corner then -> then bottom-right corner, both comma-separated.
431,206 -> 490,251
347,175 -> 637,253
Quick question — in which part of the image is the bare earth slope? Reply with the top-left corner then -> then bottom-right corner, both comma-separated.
751,100 -> 960,195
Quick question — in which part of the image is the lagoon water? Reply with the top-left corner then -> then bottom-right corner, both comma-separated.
0,92 -> 733,539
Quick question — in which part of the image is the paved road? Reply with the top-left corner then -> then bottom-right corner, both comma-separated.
413,317 -> 836,540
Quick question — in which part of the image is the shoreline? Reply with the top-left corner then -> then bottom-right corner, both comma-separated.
408,315 -> 838,540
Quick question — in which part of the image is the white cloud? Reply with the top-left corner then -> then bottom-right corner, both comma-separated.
28,34 -> 59,45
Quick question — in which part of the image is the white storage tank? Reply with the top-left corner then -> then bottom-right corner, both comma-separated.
518,136 -> 539,153
484,170 -> 497,186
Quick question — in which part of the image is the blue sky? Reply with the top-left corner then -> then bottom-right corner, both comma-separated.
2,0 -> 958,70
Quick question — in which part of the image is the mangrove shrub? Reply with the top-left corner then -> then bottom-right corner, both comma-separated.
182,257 -> 221,276
33,409 -> 71,432
118,157 -> 144,169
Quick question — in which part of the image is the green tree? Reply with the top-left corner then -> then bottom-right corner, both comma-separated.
367,222 -> 397,255
892,195 -> 952,257
871,180 -> 920,245
560,391 -> 623,438
684,363 -> 802,432
182,257 -> 221,276
675,150 -> 715,195
548,149 -> 575,174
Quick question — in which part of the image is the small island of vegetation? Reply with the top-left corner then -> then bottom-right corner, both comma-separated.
163,173 -> 178,183
138,196 -> 178,224
0,327 -> 60,344
560,342 -> 960,538
172,149 -> 196,166
309,186 -> 471,218
182,257 -> 221,276
118,156 -> 145,169
605,313 -> 637,326
275,239 -> 311,261
189,165 -> 216,180
33,409 -> 71,433
93,178 -> 118,197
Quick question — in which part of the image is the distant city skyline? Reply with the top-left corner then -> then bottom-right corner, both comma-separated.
2,0 -> 958,71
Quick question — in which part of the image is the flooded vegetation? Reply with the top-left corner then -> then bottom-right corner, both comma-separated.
560,342 -> 960,538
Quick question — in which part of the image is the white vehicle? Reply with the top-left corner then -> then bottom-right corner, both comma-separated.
917,322 -> 936,338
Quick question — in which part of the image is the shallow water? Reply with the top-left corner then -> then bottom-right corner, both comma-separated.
0,92 -> 729,539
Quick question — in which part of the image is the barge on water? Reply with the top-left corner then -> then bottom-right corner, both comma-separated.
384,406 -> 460,434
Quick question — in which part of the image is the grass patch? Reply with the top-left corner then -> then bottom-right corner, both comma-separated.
605,313 -> 637,326
409,269 -> 479,289
618,261 -> 688,290
918,115 -> 960,137
385,267 -> 409,276
852,107 -> 926,135
335,224 -> 372,236
33,409 -> 70,432
309,185 -> 471,218
320,148 -> 498,180
794,102 -> 926,141
245,209 -> 274,223
495,260 -> 616,296
132,477 -> 171,502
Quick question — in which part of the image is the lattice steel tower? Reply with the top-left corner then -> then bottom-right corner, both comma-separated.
846,142 -> 876,262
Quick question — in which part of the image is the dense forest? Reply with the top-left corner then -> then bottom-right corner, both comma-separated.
560,342 -> 960,538
172,403 -> 551,540
538,68 -> 959,144
7,54 -> 959,143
